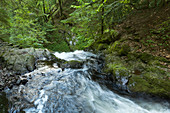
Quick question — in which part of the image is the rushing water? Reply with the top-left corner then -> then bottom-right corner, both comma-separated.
4,50 -> 170,113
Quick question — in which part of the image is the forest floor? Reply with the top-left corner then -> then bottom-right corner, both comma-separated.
115,4 -> 170,68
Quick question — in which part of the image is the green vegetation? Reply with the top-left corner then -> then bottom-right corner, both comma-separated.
0,0 -> 169,98
0,0 -> 168,50
104,44 -> 170,98
0,0 -> 74,51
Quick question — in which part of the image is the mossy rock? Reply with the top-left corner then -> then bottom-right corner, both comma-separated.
97,43 -> 108,51
106,41 -> 130,56
129,75 -> 151,92
106,63 -> 129,76
104,48 -> 170,99
118,44 -> 131,56
145,66 -> 167,76
127,53 -> 138,61
61,60 -> 84,69
95,30 -> 120,44
129,72 -> 170,99
133,52 -> 154,63
107,41 -> 120,53
0,56 -> 6,69
0,92 -> 9,113
133,52 -> 170,64
155,56 -> 170,63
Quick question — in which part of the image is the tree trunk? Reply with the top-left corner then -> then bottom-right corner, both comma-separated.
43,0 -> 47,22
101,0 -> 104,35
162,0 -> 165,6
147,0 -> 150,8
155,0 -> 157,7
58,0 -> 63,16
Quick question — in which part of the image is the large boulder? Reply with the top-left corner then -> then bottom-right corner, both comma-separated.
103,41 -> 170,99
0,42 -> 56,90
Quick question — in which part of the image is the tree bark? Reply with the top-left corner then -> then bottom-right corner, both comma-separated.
58,0 -> 63,16
43,0 -> 47,22
147,0 -> 150,8
155,0 -> 157,7
101,0 -> 104,35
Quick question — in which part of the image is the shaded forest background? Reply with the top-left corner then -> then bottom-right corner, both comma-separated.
0,0 -> 169,52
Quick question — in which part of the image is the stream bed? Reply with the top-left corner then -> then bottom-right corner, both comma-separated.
2,50 -> 170,113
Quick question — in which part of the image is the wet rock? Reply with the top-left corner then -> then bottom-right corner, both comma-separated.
0,92 -> 9,113
102,40 -> 170,99
61,60 -> 84,69
0,42 -> 57,90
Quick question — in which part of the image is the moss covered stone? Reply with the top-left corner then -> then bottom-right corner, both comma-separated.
129,72 -> 170,99
137,53 -> 154,63
106,41 -> 130,56
61,60 -> 84,69
106,63 -> 129,76
97,43 -> 108,51
0,92 -> 9,113
104,41 -> 170,99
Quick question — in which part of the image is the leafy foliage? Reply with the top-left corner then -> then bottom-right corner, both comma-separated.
0,0 -> 168,50
0,0 -> 71,48
0,0 -> 9,25
61,0 -> 133,49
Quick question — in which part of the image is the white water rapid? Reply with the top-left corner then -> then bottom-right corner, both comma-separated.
6,50 -> 170,113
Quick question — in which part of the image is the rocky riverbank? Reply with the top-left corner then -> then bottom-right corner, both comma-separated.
0,41 -> 57,91
91,5 -> 170,99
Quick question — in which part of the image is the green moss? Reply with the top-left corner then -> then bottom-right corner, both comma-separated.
137,52 -> 154,63
143,72 -> 170,87
107,41 -> 120,53
127,53 -> 138,61
64,60 -> 82,65
145,66 -> 166,76
97,43 -> 108,51
46,41 -> 70,52
129,75 -> 151,92
129,72 -> 170,98
106,41 -> 130,56
118,44 -> 130,56
61,60 -> 83,69
132,52 -> 170,64
105,63 -> 129,76
143,72 -> 170,98
103,38 -> 170,98
148,60 -> 160,65
155,56 -> 170,63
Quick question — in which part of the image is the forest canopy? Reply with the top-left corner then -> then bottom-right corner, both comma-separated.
0,0 -> 168,50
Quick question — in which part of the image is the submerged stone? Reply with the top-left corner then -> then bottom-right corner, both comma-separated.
61,60 -> 84,69
0,92 -> 9,113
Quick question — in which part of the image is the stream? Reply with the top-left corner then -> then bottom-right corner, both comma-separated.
2,50 -> 170,113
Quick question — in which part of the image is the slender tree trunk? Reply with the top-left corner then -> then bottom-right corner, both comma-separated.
58,0 -> 63,16
47,8 -> 58,22
155,0 -> 157,7
162,0 -> 165,6
147,0 -> 150,8
101,0 -> 104,35
43,0 -> 47,22
158,0 -> 165,7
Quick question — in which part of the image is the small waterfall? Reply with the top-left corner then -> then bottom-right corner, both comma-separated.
4,50 -> 170,113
